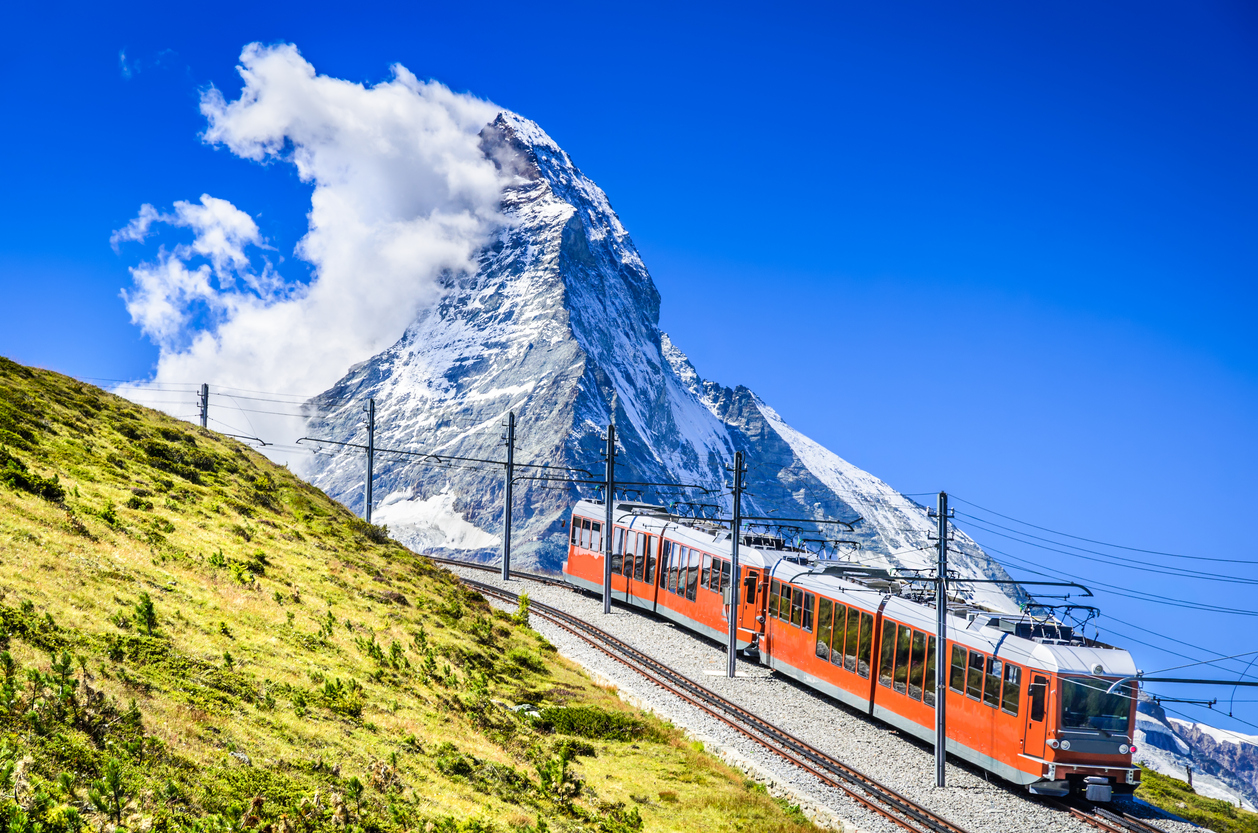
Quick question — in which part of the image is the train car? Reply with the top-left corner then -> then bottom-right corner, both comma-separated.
563,499 -> 783,652
764,559 -> 1140,800
562,499 -> 1142,802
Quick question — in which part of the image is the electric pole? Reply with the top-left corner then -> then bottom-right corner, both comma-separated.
727,450 -> 745,678
198,383 -> 209,429
935,490 -> 949,787
364,399 -> 375,524
603,422 -> 616,614
501,411 -> 515,580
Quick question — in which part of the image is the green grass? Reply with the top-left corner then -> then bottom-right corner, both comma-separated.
0,356 -> 819,833
1135,765 -> 1258,833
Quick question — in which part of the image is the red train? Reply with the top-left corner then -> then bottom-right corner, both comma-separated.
564,499 -> 1141,801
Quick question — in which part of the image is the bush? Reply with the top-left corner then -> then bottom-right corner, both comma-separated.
535,705 -> 649,742
0,448 -> 64,502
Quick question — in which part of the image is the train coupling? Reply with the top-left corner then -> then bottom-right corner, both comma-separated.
1084,776 -> 1113,803
740,633 -> 763,663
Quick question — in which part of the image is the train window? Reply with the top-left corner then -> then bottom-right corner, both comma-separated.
611,530 -> 626,575
614,527 -> 624,558
706,558 -> 719,591
907,629 -> 927,701
835,611 -> 855,674
701,553 -> 713,590
1028,675 -> 1047,722
966,651 -> 984,700
571,519 -> 579,546
802,593 -> 814,633
878,621 -> 896,688
1002,664 -> 1021,715
590,521 -> 602,552
857,611 -> 874,678
923,636 -> 937,707
686,549 -> 700,601
832,604 -> 849,668
949,646 -> 966,693
634,535 -> 647,581
893,624 -> 911,695
816,598 -> 833,661
668,546 -> 683,594
644,537 -> 656,584
720,560 -> 731,593
790,587 -> 804,627
984,657 -> 1003,708
745,571 -> 759,606
769,580 -> 781,619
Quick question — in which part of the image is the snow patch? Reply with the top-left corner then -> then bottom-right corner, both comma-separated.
373,489 -> 498,551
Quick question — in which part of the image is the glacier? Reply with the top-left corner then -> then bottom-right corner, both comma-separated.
300,111 -> 1024,612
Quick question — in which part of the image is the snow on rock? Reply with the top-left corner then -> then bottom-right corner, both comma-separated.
301,110 -> 1024,609
373,489 -> 500,551
1135,700 -> 1258,810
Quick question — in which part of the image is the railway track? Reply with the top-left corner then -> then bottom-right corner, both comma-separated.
426,555 -> 570,587
429,555 -> 1177,833
1064,802 -> 1169,833
452,571 -> 972,833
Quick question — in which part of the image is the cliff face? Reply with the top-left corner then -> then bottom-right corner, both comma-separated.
301,112 -> 1022,612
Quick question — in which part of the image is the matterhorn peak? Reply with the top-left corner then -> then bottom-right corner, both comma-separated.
302,111 -> 1024,613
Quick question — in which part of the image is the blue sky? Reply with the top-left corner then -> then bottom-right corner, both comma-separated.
2,1 -> 1257,735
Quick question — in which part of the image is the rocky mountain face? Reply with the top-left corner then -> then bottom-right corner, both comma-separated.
1136,699 -> 1258,810
301,112 -> 1022,611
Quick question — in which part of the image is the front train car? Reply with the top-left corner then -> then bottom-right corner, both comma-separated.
764,560 -> 1140,801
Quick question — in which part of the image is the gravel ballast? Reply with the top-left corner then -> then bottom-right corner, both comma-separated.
447,564 -> 1203,833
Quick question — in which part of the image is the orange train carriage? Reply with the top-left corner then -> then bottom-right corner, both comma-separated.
563,500 -> 1141,801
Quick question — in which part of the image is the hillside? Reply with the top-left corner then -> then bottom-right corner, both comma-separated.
0,356 -> 816,833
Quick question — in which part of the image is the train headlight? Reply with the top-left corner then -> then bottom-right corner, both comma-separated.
1048,740 -> 1060,749
1059,740 -> 1071,751
1119,744 -> 1130,754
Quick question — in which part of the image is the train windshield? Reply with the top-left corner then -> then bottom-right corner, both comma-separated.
1060,677 -> 1133,734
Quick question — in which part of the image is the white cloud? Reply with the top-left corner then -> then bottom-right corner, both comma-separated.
114,43 -> 507,457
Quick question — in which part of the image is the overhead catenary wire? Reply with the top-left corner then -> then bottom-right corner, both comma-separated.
985,544 -> 1258,616
960,516 -> 1258,585
953,494 -> 1257,564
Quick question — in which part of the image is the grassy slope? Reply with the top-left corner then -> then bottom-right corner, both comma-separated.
1135,766 -> 1258,833
0,357 -> 816,833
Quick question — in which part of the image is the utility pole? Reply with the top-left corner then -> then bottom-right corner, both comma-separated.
727,451 -> 745,678
935,490 -> 950,787
198,383 -> 209,429
364,399 -> 375,524
603,422 -> 616,614
501,411 -> 515,581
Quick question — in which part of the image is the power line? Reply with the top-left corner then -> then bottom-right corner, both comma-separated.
988,545 -> 1258,616
961,516 -> 1258,585
953,494 -> 1254,564
957,510 -> 1258,567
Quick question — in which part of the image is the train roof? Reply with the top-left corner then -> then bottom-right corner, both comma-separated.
571,499 -> 789,571
772,559 -> 1137,678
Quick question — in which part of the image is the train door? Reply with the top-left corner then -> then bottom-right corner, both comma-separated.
1024,674 -> 1049,757
738,570 -> 760,630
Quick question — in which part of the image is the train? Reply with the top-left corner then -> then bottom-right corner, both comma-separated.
563,499 -> 1141,802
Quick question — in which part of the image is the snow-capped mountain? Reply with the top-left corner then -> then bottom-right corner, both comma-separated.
301,112 -> 1022,611
1136,699 -> 1258,810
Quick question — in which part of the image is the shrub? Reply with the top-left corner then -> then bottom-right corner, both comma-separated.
0,448 -> 64,502
133,593 -> 157,636
536,705 -> 648,742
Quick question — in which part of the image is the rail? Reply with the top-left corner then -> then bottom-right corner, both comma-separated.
449,568 -> 972,833
430,555 -> 1174,833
